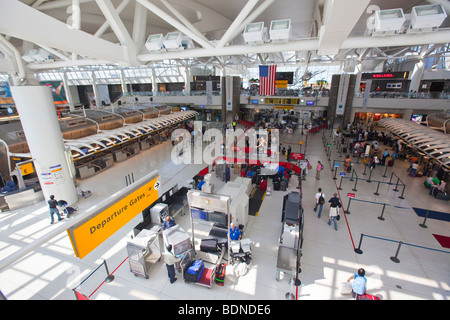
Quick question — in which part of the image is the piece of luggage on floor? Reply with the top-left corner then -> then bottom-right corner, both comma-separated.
214,263 -> 226,286
64,206 -> 76,216
343,147 -> 347,153
260,179 -> 267,191
387,160 -> 394,167
200,238 -> 219,253
185,259 -> 204,283
357,293 -> 381,300
280,181 -> 287,191
273,180 -> 280,191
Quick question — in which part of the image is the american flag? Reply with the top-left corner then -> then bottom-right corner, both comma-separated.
259,65 -> 277,96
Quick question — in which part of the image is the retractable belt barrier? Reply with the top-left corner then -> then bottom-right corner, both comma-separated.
354,233 -> 450,263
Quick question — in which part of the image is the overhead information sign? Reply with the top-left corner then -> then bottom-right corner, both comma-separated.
67,174 -> 160,259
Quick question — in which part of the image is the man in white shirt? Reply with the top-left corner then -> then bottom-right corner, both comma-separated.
314,188 -> 326,218
161,244 -> 182,284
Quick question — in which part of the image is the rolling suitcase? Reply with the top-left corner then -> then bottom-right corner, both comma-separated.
357,293 -> 381,300
280,181 -> 287,191
273,180 -> 280,191
200,238 -> 219,253
214,263 -> 226,286
259,179 -> 267,191
185,259 -> 204,283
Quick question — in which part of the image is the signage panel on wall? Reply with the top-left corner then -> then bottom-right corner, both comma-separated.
336,74 -> 350,116
67,175 -> 160,259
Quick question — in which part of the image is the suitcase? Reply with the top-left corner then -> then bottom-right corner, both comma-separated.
273,180 -> 280,191
260,179 -> 267,191
241,170 -> 246,177
185,259 -> 204,283
343,147 -> 347,153
357,293 -> 381,300
388,160 -> 394,167
200,238 -> 219,253
280,181 -> 287,191
214,263 -> 226,286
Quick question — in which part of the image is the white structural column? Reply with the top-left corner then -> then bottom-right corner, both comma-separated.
91,71 -> 100,108
409,59 -> 425,93
62,72 -> 75,111
10,86 -> 78,205
183,67 -> 191,96
120,69 -> 129,95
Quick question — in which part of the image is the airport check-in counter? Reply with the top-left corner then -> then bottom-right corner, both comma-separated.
112,142 -> 140,162
134,184 -> 189,236
76,153 -> 114,179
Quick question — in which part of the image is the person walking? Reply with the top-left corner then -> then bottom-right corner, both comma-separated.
327,193 -> 341,230
161,244 -> 182,284
316,161 -> 323,180
48,195 -> 64,225
314,188 -> 326,218
347,268 -> 367,299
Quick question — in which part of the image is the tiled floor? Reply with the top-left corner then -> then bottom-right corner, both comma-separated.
0,124 -> 448,300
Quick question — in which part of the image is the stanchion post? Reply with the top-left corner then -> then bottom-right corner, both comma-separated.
419,210 -> 429,228
333,165 -> 338,180
393,178 -> 399,192
378,203 -> 386,221
104,260 -> 115,283
362,163 -> 367,175
338,176 -> 344,190
399,184 -> 406,199
382,164 -> 388,178
346,198 -> 352,215
352,176 -> 358,192
367,167 -> 373,183
354,234 -> 364,254
390,241 -> 403,263
374,181 -> 381,195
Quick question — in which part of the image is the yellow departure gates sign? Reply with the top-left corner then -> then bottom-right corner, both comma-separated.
67,175 -> 160,259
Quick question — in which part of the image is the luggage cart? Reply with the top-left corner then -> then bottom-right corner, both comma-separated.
126,226 -> 163,279
182,249 -> 225,288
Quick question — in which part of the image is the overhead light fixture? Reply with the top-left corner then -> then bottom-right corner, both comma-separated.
408,4 -> 447,33
243,22 -> 268,44
145,34 -> 164,51
269,19 -> 291,42
163,32 -> 183,50
372,8 -> 406,36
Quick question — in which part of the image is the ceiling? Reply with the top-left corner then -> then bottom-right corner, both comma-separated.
0,0 -> 449,84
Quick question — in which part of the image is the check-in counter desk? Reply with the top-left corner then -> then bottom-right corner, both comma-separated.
2,184 -> 44,210
76,153 -> 114,179
134,185 -> 188,237
139,135 -> 160,151
113,143 -> 140,162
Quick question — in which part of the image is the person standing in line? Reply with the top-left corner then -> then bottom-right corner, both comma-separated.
316,161 -> 323,180
314,188 -> 326,218
161,244 -> 182,284
344,154 -> 351,173
48,195 -> 64,225
327,193 -> 341,230
347,268 -> 367,299
408,161 -> 419,177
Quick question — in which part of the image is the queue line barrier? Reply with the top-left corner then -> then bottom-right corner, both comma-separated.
354,233 -> 450,263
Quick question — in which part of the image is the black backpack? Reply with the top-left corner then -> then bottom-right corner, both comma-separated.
319,193 -> 325,204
